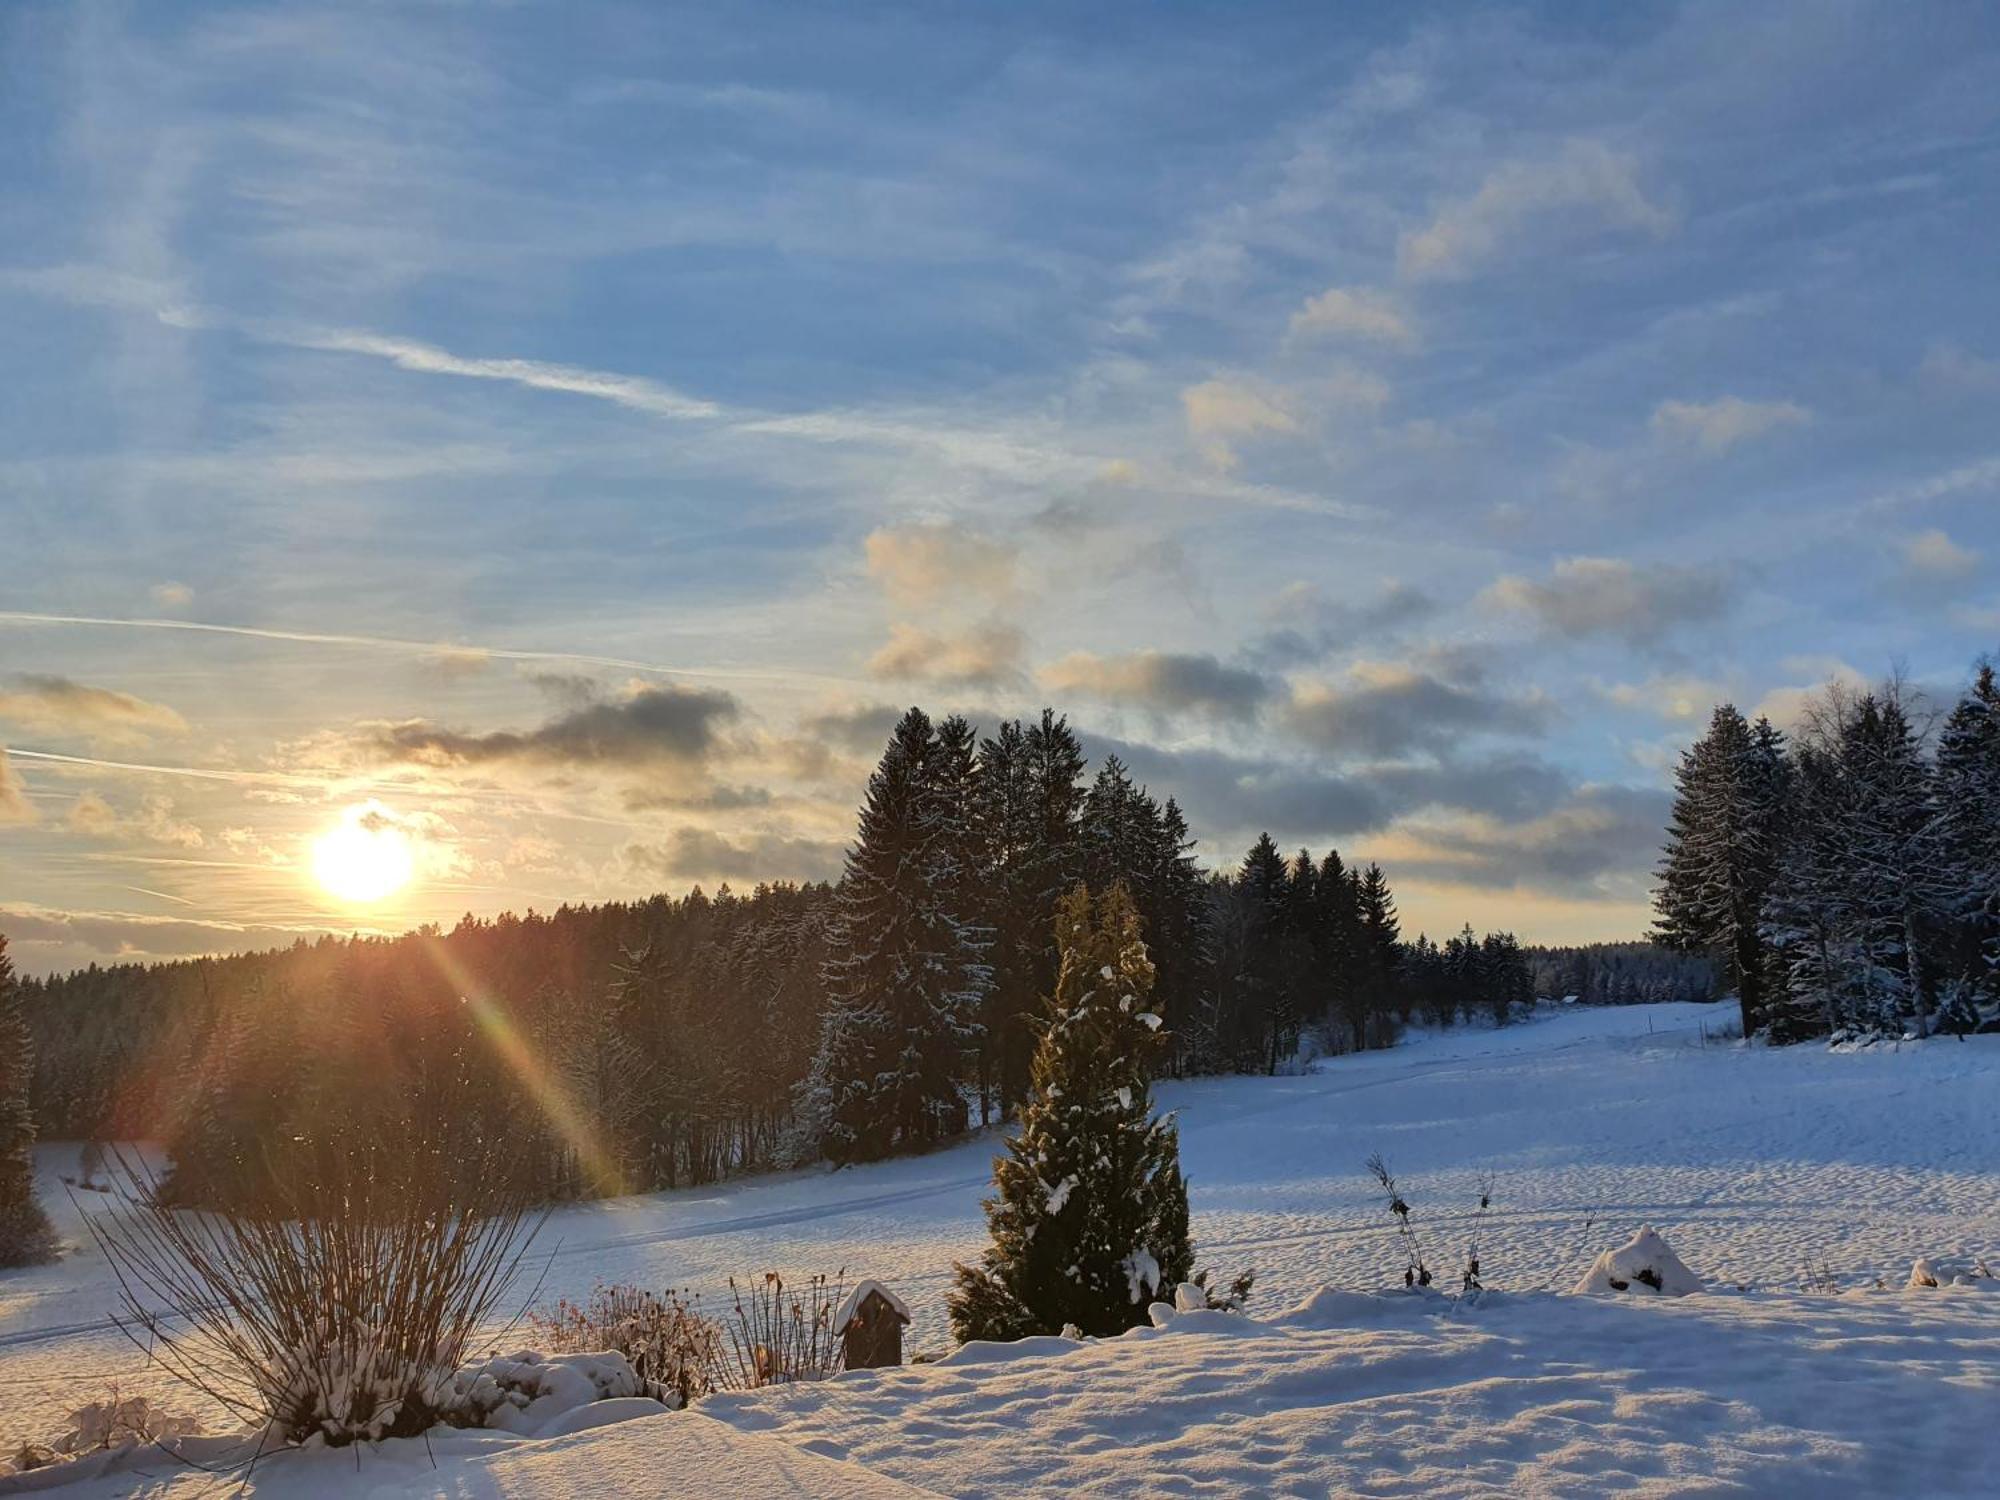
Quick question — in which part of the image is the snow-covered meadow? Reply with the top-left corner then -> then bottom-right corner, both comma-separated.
5,1000 -> 1998,1495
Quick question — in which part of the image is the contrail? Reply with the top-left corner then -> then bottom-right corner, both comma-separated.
2,746 -> 339,789
0,611 -> 854,687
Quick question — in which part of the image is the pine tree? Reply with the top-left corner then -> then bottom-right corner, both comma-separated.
0,934 -> 58,1266
977,711 -> 1087,1111
817,708 -> 989,1163
1934,665 -> 2000,1012
1146,797 -> 1211,1070
947,883 -> 1192,1341
1655,705 -> 1791,1036
1355,863 -> 1401,1029
1314,850 -> 1367,1052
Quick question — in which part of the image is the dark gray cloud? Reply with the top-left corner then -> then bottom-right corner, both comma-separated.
1041,650 -> 1276,718
1247,581 -> 1438,668
1281,668 -> 1556,757
1383,784 -> 1671,897
623,828 -> 847,886
797,702 -> 907,755
1085,732 -> 1627,894
361,683 -> 741,769
1482,557 -> 1734,645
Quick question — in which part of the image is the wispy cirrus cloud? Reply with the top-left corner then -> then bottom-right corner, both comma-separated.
1398,140 -> 1675,282
1650,396 -> 1811,454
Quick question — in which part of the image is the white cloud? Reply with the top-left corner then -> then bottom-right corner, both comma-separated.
1920,343 -> 2000,393
866,622 -> 1025,687
1650,396 -> 1811,454
1598,674 -> 1728,723
1399,140 -> 1674,282
864,521 -> 1016,608
1898,528 -> 1980,588
0,749 -> 34,825
149,581 -> 194,608
0,674 -> 190,747
1181,379 -> 1300,440
1287,286 -> 1414,347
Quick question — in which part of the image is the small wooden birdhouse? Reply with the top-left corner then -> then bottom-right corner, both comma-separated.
837,1280 -> 911,1370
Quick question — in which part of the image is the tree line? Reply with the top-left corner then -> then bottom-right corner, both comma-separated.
1655,662 -> 2000,1042
15,704 -> 1545,1212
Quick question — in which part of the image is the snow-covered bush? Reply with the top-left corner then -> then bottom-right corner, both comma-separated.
7,1392 -> 202,1474
444,1350 -> 646,1434
83,1137 -> 544,1447
1574,1226 -> 1704,1296
530,1284 -> 722,1407
1906,1256 -> 1997,1289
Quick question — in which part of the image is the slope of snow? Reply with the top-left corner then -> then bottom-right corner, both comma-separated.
4,1001 -> 1998,1495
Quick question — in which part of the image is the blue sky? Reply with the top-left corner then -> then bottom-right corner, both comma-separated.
3,0 -> 1998,972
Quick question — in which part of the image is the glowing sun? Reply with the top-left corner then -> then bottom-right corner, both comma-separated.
311,804 -> 416,904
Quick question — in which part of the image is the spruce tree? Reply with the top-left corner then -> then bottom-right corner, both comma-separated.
1356,862 -> 1401,1029
979,710 -> 1086,1109
817,708 -> 989,1163
1934,665 -> 2000,1010
0,934 -> 58,1266
947,883 -> 1192,1342
1655,705 -> 1791,1036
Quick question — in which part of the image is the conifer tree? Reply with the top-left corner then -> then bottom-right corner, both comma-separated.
979,710 -> 1086,1108
0,934 -> 58,1266
1934,665 -> 2000,1005
817,708 -> 989,1163
1146,796 -> 1211,1068
1655,705 -> 1791,1035
947,883 -> 1192,1342
1356,862 -> 1401,1028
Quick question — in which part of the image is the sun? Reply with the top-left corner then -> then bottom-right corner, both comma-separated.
311,803 -> 416,904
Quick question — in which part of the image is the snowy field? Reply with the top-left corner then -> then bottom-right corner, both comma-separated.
4,1000 -> 1999,1496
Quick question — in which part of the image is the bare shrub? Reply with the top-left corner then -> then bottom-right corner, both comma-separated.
711,1272 -> 847,1388
1463,1171 -> 1495,1293
1365,1153 -> 1431,1288
85,1136 -> 546,1447
529,1284 -> 720,1407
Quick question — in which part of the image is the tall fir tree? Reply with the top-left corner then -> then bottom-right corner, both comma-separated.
979,710 -> 1086,1109
947,883 -> 1192,1341
1146,796 -> 1212,1071
1933,665 -> 2000,1006
0,934 -> 58,1266
1655,704 -> 1791,1036
1355,862 -> 1401,1029
816,708 -> 989,1163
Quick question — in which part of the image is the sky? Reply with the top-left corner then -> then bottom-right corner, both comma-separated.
2,0 -> 1999,975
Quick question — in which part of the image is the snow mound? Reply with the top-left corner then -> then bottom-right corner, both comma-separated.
1907,1257 -> 1998,1290
446,1349 -> 646,1435
1573,1226 -> 1704,1297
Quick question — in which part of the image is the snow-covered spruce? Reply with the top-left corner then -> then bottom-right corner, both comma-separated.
949,882 -> 1195,1341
